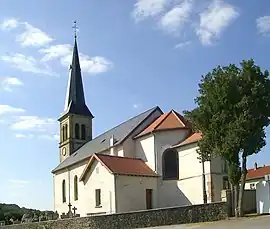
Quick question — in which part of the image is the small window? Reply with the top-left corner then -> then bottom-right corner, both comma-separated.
75,123 -> 80,139
74,175 -> 78,201
81,124 -> 86,140
95,189 -> 101,207
223,177 -> 229,190
250,183 -> 255,189
61,127 -> 64,142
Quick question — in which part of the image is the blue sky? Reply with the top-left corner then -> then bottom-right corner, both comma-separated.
0,0 -> 270,210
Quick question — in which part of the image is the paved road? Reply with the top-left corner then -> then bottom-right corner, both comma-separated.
139,215 -> 270,229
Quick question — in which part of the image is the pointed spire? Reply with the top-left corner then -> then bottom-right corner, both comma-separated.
62,24 -> 93,118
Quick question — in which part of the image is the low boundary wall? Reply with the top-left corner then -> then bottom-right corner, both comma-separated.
1,202 -> 228,229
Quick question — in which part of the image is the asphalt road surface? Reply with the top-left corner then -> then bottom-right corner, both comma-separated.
139,215 -> 270,229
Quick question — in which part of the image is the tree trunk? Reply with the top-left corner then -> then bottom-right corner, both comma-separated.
238,154 -> 247,217
234,184 -> 240,217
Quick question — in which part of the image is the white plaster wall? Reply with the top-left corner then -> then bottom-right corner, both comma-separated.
245,179 -> 261,189
115,175 -> 157,212
157,141 -> 221,208
157,143 -> 206,208
158,176 -> 204,207
135,135 -> 156,171
109,108 -> 162,158
82,160 -> 116,215
256,181 -> 270,214
54,156 -> 115,217
120,108 -> 163,158
54,160 -> 87,216
115,145 -> 124,157
210,174 -> 223,202
209,156 -> 227,202
122,137 -> 136,158
155,129 -> 190,175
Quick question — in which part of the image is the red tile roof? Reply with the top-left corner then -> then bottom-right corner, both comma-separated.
173,132 -> 202,148
247,165 -> 270,180
80,154 -> 157,181
135,110 -> 191,138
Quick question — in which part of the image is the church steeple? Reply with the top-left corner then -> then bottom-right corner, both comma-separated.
58,22 -> 94,163
63,37 -> 93,118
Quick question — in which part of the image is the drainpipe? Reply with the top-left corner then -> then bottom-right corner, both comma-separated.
197,149 -> 207,204
68,168 -> 71,203
152,131 -> 159,208
202,159 -> 207,204
152,132 -> 157,173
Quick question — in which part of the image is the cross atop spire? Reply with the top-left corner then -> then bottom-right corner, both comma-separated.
72,20 -> 78,39
60,23 -> 93,119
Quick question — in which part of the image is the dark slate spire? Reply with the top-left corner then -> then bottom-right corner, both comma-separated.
63,37 -> 93,118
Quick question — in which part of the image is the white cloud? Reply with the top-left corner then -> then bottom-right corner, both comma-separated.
133,103 -> 142,109
256,16 -> 270,36
10,115 -> 59,141
1,18 -> 52,47
38,134 -> 59,141
40,44 -> 113,74
0,105 -> 25,115
1,77 -> 23,92
40,44 -> 72,62
174,40 -> 192,49
132,0 -> 168,22
15,133 -> 34,139
76,55 -> 113,74
159,0 -> 193,34
16,22 -> 53,47
195,0 -> 239,45
0,18 -> 19,31
1,53 -> 56,76
8,179 -> 29,185
11,115 -> 57,132
15,133 -> 58,141
7,179 -> 29,188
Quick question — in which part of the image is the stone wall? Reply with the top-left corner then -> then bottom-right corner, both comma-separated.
221,189 -> 256,216
1,202 -> 228,229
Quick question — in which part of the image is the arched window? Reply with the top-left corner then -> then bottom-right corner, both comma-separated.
162,149 -> 179,180
62,180 -> 66,203
75,123 -> 80,139
81,124 -> 86,140
61,126 -> 64,142
74,175 -> 78,201
63,124 -> 68,141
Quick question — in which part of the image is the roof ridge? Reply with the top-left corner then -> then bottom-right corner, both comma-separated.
154,111 -> 172,130
171,109 -> 190,127
96,153 -> 143,161
248,165 -> 270,170
90,106 -> 160,141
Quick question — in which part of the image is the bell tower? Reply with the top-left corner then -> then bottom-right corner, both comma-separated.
58,22 -> 94,163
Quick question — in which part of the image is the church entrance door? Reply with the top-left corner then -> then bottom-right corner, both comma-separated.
146,189 -> 153,209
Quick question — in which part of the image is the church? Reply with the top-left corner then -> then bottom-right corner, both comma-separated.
51,36 -> 228,217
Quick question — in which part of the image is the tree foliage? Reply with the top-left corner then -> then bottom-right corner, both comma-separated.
184,59 -> 270,216
0,203 -> 51,225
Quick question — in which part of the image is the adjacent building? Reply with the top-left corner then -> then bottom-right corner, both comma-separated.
245,163 -> 270,190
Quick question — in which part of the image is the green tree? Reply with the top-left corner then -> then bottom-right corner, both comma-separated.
184,59 -> 270,217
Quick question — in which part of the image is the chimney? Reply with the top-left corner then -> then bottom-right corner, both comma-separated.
110,135 -> 116,156
254,162 -> 258,170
